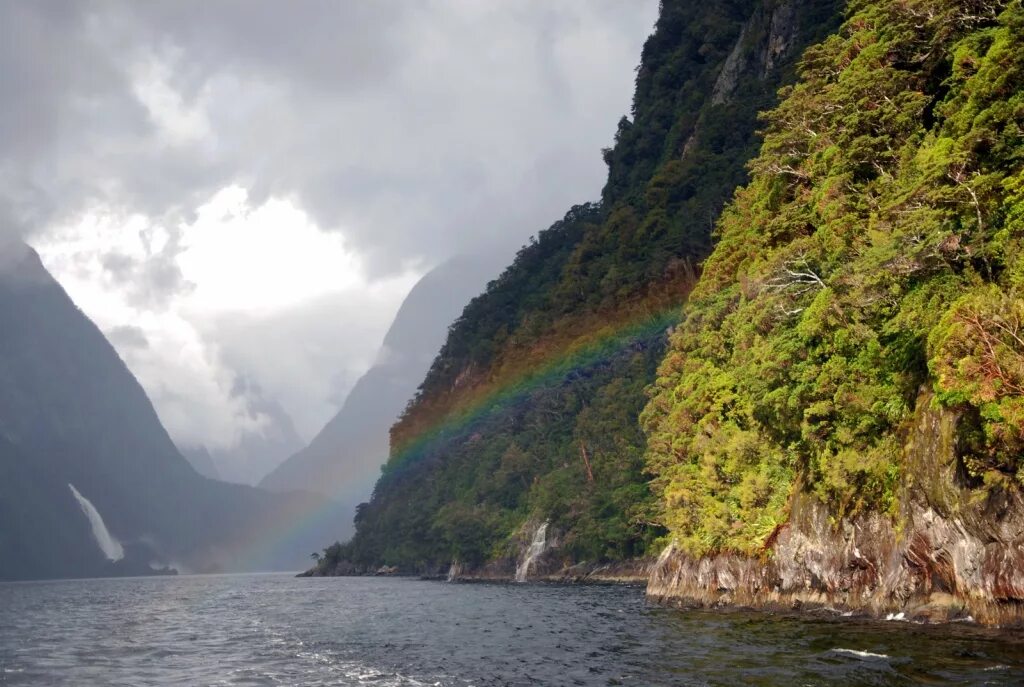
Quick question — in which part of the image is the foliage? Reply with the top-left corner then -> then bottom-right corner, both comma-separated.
334,0 -> 843,571
643,0 -> 1024,556
930,282 -> 1024,483
343,344 -> 667,568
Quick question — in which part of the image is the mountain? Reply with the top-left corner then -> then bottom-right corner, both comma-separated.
0,244 -> 341,580
313,0 -> 1024,624
183,378 -> 304,486
644,0 -> 1024,622
259,256 -> 501,527
323,0 -> 843,572
178,444 -> 221,480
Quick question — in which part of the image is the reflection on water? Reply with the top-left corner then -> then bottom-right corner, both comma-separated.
0,573 -> 1021,686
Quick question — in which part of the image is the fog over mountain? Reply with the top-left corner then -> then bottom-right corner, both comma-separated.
1,1 -> 659,477
261,254 -> 503,516
0,245 -> 339,579
181,376 -> 304,485
0,0 -> 660,580
178,445 -> 220,481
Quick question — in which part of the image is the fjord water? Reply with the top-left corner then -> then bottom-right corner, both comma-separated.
1,574 -> 1022,686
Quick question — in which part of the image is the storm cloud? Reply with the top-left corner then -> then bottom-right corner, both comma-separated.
4,0 -> 658,456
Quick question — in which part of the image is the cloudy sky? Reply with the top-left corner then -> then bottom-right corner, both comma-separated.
2,0 -> 658,456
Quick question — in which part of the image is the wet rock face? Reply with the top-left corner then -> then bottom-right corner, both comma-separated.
763,0 -> 799,75
648,394 -> 1024,626
443,521 -> 652,584
711,0 -> 805,106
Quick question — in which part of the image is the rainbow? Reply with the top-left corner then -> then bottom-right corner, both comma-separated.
385,304 -> 684,476
232,302 -> 686,570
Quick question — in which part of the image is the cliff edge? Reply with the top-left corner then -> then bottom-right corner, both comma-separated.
648,393 -> 1024,626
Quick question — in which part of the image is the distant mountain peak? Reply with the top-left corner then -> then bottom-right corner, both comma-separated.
259,254 -> 503,526
0,250 -> 345,579
0,242 -> 49,284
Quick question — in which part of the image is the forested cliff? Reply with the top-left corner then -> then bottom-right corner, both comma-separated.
644,0 -> 1024,623
645,0 -> 1024,558
313,0 -> 1024,623
325,0 -> 843,571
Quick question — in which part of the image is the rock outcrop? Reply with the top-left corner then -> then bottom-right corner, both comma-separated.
647,394 -> 1024,626
301,519 -> 652,584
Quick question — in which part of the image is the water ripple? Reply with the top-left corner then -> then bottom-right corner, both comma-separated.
1,574 -> 1022,686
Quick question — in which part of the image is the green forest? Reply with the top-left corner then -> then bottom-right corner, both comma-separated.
644,0 -> 1024,557
316,0 -> 1023,574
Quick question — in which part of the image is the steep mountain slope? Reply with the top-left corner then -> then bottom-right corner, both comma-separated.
643,0 -> 1024,622
179,444 -> 221,480
260,256 -> 500,526
0,245 -> 339,579
322,0 -> 843,573
0,434 -> 113,579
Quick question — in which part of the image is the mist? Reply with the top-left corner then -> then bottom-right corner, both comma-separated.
0,0 -> 659,467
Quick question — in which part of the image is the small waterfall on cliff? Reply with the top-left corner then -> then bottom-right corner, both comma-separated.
515,521 -> 549,583
68,484 -> 124,561
447,560 -> 460,582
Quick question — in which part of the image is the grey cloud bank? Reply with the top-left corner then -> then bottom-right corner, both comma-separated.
2,0 -> 658,459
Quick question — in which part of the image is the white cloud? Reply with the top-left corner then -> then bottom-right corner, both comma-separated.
9,0 -> 660,460
131,54 -> 213,146
34,189 -> 420,447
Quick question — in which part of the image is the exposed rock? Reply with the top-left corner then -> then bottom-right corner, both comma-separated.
710,13 -> 753,106
442,521 -> 650,584
647,393 -> 1024,626
439,558 -> 650,585
549,559 -> 652,584
710,0 -> 802,106
687,0 -> 814,161
762,0 -> 799,76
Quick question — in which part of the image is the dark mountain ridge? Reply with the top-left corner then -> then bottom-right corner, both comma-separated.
0,244 -> 340,579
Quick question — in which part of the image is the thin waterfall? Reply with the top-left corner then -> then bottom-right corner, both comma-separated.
515,521 -> 549,582
68,484 -> 124,561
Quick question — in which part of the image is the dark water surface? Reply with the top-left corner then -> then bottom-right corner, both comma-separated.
1,573 -> 1022,686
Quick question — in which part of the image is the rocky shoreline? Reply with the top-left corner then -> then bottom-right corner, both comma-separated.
302,396 -> 1024,628
299,557 -> 651,585
442,558 -> 651,585
647,397 -> 1024,628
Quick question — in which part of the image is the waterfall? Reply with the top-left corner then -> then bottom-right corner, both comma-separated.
68,484 -> 124,561
447,560 -> 460,583
515,521 -> 549,583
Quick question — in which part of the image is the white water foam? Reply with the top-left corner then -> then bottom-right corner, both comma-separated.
515,521 -> 548,582
831,648 -> 890,660
68,484 -> 124,561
